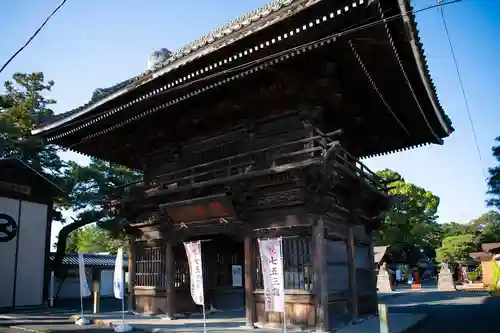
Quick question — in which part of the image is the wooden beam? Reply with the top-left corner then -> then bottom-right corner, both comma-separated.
347,226 -> 358,322
165,241 -> 175,319
92,268 -> 101,314
127,240 -> 136,312
313,217 -> 328,332
244,236 -> 256,328
367,229 -> 378,300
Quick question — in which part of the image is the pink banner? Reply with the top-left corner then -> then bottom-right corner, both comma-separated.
258,237 -> 285,313
184,241 -> 205,306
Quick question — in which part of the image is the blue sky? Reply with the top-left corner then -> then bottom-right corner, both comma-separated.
1,0 -> 499,245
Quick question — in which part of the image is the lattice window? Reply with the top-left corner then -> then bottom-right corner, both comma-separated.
174,258 -> 189,289
255,236 -> 313,291
135,245 -> 166,287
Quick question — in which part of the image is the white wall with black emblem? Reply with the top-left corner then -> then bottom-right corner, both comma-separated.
0,196 -> 48,308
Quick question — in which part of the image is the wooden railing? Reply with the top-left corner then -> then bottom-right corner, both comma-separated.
147,129 -> 341,190
115,128 -> 385,199
314,128 -> 384,192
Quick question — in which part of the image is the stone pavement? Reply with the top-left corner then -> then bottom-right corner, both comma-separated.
0,288 -> 437,332
386,290 -> 500,333
69,311 -> 427,333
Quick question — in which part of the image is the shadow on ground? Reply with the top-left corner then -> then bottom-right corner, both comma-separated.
385,290 -> 499,333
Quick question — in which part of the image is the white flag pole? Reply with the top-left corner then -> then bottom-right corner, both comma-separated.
75,252 -> 91,325
113,248 -> 132,332
121,272 -> 125,325
49,271 -> 55,307
279,237 -> 287,333
202,299 -> 207,333
184,241 -> 207,333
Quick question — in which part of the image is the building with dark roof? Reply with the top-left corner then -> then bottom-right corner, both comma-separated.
0,157 -> 62,309
30,0 -> 453,330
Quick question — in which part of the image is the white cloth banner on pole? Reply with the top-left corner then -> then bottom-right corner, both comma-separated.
113,247 -> 124,300
113,247 -> 132,332
183,241 -> 205,306
77,252 -> 91,298
258,237 -> 285,313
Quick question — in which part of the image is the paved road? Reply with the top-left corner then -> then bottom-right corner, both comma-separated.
2,291 -> 499,332
385,290 -> 499,333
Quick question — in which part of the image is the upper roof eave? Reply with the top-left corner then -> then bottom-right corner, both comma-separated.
395,0 -> 452,138
31,0 -> 453,145
31,0 -> 317,136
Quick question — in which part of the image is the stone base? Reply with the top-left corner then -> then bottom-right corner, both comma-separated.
438,273 -> 456,291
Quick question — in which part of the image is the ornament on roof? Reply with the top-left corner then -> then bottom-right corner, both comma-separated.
90,78 -> 135,103
148,48 -> 172,70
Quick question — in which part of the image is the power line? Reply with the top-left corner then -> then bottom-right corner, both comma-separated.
0,0 -> 68,75
438,1 -> 487,180
47,0 -> 461,141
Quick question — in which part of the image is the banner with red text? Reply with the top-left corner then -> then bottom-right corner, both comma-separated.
184,241 -> 205,306
258,237 -> 285,312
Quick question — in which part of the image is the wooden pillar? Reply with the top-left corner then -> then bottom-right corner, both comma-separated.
347,226 -> 358,322
367,229 -> 378,295
127,240 -> 136,312
92,268 -> 101,314
244,235 -> 256,328
165,241 -> 175,319
313,218 -> 328,332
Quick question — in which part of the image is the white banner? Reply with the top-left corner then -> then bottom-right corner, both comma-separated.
113,247 -> 124,299
258,237 -> 285,313
184,241 -> 205,306
77,252 -> 91,298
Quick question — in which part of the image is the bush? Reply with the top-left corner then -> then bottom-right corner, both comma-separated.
489,260 -> 500,292
467,271 -> 478,281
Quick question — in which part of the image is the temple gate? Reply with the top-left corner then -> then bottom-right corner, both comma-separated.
31,0 -> 453,330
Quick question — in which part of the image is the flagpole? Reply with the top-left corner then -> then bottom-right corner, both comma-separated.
113,247 -> 133,332
80,287 -> 84,320
121,275 -> 126,325
279,237 -> 286,333
202,302 -> 207,333
200,240 -> 207,333
76,252 -> 91,325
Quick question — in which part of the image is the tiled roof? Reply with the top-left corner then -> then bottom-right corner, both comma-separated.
33,0 -> 452,158
0,156 -> 65,193
49,253 -> 128,268
482,243 -> 500,254
33,0 -> 317,129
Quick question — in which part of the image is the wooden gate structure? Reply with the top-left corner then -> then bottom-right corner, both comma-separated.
31,0 -> 453,330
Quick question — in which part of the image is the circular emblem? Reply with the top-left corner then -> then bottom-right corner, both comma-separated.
0,213 -> 18,243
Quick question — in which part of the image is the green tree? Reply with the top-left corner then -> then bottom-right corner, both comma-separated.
436,234 -> 476,262
0,72 -> 67,221
376,169 -> 441,262
472,210 -> 500,245
487,137 -> 500,210
440,221 -> 474,238
73,224 -> 111,253
54,158 -> 141,255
